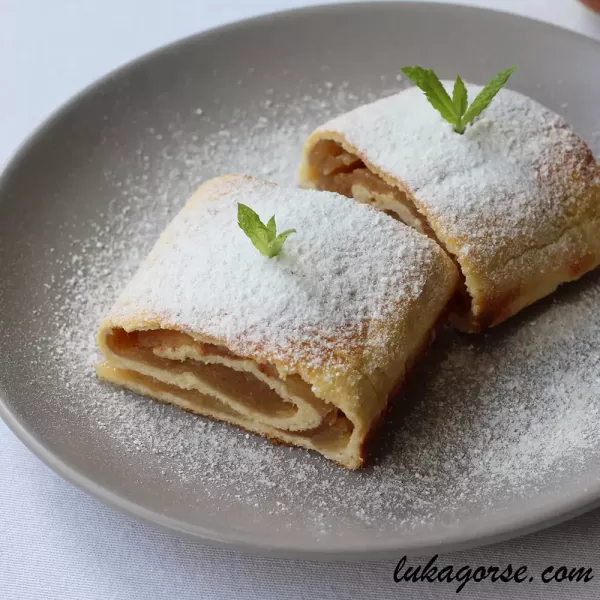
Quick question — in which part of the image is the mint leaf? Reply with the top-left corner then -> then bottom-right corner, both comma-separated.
268,229 -> 297,258
400,66 -> 457,126
237,203 -> 270,255
237,203 -> 295,258
452,75 -> 468,133
266,215 -> 277,239
453,75 -> 468,116
238,203 -> 268,241
400,65 -> 517,134
237,203 -> 264,235
462,65 -> 517,127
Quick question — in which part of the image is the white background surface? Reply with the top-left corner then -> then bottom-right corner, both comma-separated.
2,1 -> 600,598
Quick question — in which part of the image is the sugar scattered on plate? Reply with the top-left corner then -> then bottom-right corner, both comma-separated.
3,75 -> 600,535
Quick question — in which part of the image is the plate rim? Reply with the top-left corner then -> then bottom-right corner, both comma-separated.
2,1 -> 600,560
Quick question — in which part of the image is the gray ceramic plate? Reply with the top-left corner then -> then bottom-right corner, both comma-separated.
2,2 -> 600,560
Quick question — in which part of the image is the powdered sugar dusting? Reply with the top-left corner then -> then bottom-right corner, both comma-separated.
109,175 -> 446,372
317,84 -> 599,277
2,75 -> 600,540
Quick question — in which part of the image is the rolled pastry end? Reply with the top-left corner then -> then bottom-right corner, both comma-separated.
97,320 -> 436,469
97,326 -> 363,466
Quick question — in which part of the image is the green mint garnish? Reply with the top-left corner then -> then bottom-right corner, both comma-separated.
237,203 -> 296,258
400,65 -> 517,134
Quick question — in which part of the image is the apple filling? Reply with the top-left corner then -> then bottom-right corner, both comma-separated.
100,328 -> 354,451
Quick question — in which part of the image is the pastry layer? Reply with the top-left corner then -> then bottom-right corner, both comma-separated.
299,85 -> 600,331
97,175 -> 459,468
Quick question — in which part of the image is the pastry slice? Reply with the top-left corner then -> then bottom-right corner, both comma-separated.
300,85 -> 600,331
97,174 -> 458,468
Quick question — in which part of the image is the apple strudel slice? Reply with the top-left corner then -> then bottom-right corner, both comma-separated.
97,174 -> 458,468
299,85 -> 600,332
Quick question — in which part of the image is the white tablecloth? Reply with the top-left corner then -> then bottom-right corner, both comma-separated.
2,1 -> 600,598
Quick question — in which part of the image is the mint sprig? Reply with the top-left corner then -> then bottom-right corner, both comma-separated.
237,203 -> 296,258
400,65 -> 517,134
